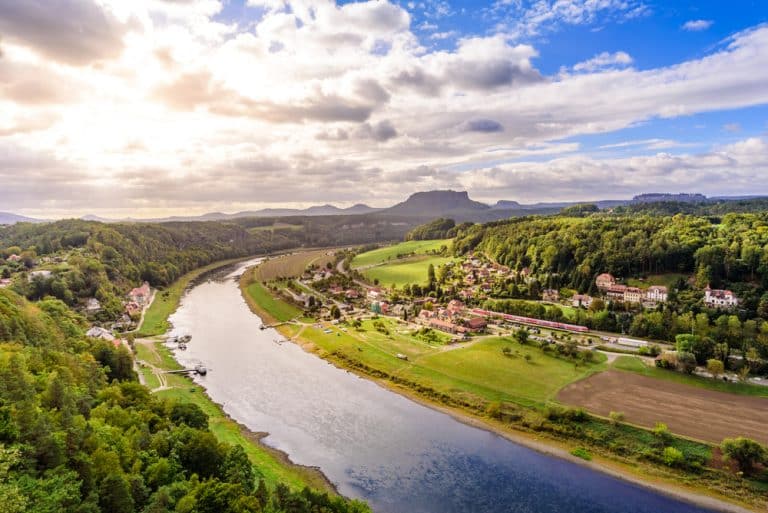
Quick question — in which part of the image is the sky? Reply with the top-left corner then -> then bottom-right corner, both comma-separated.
1,0 -> 768,218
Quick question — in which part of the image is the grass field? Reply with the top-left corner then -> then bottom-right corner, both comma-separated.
254,250 -> 336,281
363,255 -> 458,288
612,356 -> 768,397
248,222 -> 304,233
243,279 -> 302,323
351,239 -> 452,268
626,273 -> 689,289
138,257 -> 246,336
269,314 -> 607,408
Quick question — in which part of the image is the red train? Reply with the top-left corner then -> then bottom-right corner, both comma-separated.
470,308 -> 590,333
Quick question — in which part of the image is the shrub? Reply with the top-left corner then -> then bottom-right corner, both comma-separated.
721,437 -> 768,475
571,447 -> 592,461
662,447 -> 685,467
609,411 -> 625,426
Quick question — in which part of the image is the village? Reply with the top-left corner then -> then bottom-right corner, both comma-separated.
260,245 -> 749,378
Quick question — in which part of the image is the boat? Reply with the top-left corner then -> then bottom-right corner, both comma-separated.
396,353 -> 408,361
194,365 -> 207,376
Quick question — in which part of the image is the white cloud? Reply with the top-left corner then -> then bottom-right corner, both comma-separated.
1,0 -> 767,216
572,51 -> 633,72
682,19 -> 714,32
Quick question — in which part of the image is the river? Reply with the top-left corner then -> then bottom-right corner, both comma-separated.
167,259 -> 720,513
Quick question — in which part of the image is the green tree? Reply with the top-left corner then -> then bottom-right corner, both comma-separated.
170,403 -> 209,430
706,359 -> 724,379
221,445 -> 255,493
98,473 -> 135,513
721,437 -> 767,475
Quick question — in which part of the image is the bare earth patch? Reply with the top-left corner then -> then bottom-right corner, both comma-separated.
558,370 -> 768,445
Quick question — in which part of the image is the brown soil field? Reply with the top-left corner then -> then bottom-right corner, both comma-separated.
558,370 -> 768,445
254,250 -> 336,281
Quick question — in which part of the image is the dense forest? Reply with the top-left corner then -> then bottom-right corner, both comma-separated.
0,215 -> 419,320
0,287 -> 368,513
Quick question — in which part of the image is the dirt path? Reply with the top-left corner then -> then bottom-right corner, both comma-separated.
558,369 -> 768,445
134,338 -> 169,391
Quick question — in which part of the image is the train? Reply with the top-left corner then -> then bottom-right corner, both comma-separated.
470,308 -> 590,333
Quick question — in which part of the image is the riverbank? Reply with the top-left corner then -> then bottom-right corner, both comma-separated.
130,257 -> 341,494
137,256 -> 254,336
238,263 -> 765,513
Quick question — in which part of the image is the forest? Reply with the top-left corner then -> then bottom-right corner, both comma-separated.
0,287 -> 368,513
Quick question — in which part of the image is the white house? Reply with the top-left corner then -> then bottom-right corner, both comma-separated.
645,285 -> 668,303
704,286 -> 739,309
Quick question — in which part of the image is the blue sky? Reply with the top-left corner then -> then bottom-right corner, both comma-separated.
2,0 -> 768,216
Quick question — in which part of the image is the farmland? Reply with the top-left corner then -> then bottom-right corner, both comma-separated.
254,249 -> 336,281
558,369 -> 768,445
362,255 -> 458,287
351,239 -> 451,268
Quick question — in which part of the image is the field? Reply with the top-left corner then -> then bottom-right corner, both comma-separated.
626,273 -> 689,289
558,369 -> 768,444
363,255 -> 458,288
248,222 -> 303,233
351,239 -> 452,268
254,250 -> 336,281
265,313 -> 608,408
138,257 -> 247,336
612,356 -> 768,397
243,280 -> 302,323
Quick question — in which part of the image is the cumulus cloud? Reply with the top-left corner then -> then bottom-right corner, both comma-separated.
1,0 -> 768,216
0,0 -> 133,65
683,19 -> 714,32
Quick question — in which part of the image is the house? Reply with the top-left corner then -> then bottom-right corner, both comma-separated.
623,287 -> 643,303
367,288 -> 383,300
645,285 -> 668,303
344,289 -> 359,300
129,282 -> 151,305
370,301 -> 389,315
125,301 -> 141,317
605,284 -> 627,301
428,318 -> 467,335
446,300 -> 465,315
418,309 -> 435,321
572,294 -> 593,308
542,289 -> 559,302
704,286 -> 739,309
85,298 -> 102,313
329,285 -> 344,296
595,273 -> 616,290
7,254 -> 21,262
0,278 -> 11,288
466,317 -> 487,331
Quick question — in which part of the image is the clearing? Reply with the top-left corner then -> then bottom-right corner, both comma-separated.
351,239 -> 452,268
253,250 -> 336,281
362,255 -> 458,288
558,369 -> 768,445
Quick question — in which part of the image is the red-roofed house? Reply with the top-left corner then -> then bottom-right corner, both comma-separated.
595,273 -> 616,290
129,282 -> 151,306
704,286 -> 739,309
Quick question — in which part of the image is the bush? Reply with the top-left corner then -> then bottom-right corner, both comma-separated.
662,447 -> 685,467
721,437 -> 768,475
571,447 -> 592,461
609,411 -> 625,425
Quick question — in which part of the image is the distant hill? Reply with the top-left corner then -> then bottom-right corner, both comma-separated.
0,212 -> 44,225
383,190 -> 490,218
633,193 -> 707,204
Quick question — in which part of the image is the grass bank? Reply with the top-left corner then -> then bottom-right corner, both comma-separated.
137,257 -> 248,336
351,239 -> 451,268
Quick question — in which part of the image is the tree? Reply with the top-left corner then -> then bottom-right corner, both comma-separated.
721,437 -> 767,475
676,351 -> 697,374
221,445 -> 254,492
514,329 -> 529,345
706,359 -> 724,380
330,305 -> 341,320
662,447 -> 685,467
170,403 -> 209,430
427,264 -> 436,284
98,473 -> 135,513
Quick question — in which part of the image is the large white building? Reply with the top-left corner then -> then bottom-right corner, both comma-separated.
704,286 -> 739,309
645,285 -> 668,303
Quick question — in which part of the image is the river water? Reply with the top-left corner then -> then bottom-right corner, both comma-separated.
167,260 -> 718,513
